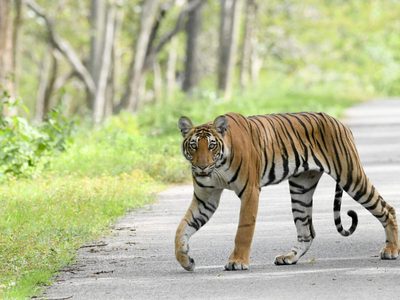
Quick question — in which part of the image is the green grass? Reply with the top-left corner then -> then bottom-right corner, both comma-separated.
0,171 -> 162,299
0,84 -> 364,299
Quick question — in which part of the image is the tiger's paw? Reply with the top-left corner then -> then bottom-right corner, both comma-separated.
380,247 -> 400,260
183,256 -> 196,271
224,260 -> 249,271
274,254 -> 298,265
176,251 -> 196,271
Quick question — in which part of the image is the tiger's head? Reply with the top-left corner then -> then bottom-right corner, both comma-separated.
178,115 -> 229,178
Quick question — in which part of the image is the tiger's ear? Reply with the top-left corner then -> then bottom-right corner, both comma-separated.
213,115 -> 229,138
178,116 -> 194,138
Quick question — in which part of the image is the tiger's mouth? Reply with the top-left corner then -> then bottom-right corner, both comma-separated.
193,169 -> 214,178
197,171 -> 211,177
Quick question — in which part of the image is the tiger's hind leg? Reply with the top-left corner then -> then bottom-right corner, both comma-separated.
275,170 -> 323,265
342,177 -> 400,259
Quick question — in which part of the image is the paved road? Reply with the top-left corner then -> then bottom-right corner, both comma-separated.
43,99 -> 400,300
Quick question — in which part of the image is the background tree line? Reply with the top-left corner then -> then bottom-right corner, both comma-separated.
1,0 -> 399,124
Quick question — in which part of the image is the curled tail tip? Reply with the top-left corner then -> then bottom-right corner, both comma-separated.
347,209 -> 357,219
347,209 -> 358,233
337,210 -> 358,237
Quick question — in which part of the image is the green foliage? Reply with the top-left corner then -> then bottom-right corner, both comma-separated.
0,170 -> 161,299
0,98 -> 74,181
49,111 -> 188,183
138,77 -> 362,137
255,0 -> 400,96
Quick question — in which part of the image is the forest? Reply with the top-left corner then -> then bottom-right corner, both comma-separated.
1,0 -> 400,298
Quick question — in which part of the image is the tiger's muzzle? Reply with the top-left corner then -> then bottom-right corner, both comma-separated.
193,164 -> 214,177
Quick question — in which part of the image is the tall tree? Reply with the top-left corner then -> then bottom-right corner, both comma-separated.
217,0 -> 242,100
92,6 -> 116,124
35,44 -> 52,123
0,0 -> 15,115
13,0 -> 24,99
118,0 -> 204,112
120,0 -> 160,112
88,0 -> 106,110
182,0 -> 205,93
107,7 -> 124,116
239,0 -> 256,89
166,37 -> 178,100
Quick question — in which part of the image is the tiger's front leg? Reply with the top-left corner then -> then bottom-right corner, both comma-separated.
175,189 -> 223,271
225,187 -> 259,271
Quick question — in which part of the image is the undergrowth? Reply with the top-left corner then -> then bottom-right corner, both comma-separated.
0,171 -> 161,299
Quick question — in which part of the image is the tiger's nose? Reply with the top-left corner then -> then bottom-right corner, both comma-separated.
198,164 -> 208,170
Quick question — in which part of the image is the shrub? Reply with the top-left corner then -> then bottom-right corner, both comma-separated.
0,98 -> 74,181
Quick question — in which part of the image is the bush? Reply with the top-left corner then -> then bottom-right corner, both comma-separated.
48,111 -> 188,183
0,98 -> 74,181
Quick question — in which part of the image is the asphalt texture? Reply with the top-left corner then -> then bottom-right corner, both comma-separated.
43,99 -> 400,300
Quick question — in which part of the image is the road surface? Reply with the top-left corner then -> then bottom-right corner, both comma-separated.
43,99 -> 400,300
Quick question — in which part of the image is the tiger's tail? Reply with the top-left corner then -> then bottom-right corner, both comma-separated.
334,183 -> 358,236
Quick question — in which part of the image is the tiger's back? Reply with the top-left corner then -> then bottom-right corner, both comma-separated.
224,112 -> 362,187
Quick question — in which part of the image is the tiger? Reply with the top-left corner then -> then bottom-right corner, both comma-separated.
175,112 -> 400,271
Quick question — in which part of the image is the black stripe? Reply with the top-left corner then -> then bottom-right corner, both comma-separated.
316,140 -> 331,174
226,114 -> 244,129
294,216 -> 309,224
225,130 -> 235,172
193,176 -> 215,188
278,115 -> 302,173
291,199 -> 313,208
185,211 -> 200,230
289,181 -> 319,195
366,197 -> 381,211
359,184 -> 375,205
352,177 -> 368,202
228,156 -> 243,184
238,177 -> 249,198
194,193 -> 216,213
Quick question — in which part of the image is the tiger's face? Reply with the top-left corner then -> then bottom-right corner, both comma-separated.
178,115 -> 229,178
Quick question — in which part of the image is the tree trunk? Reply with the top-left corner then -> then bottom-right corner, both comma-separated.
166,37 -> 177,100
182,0 -> 204,93
43,49 -> 61,120
13,0 -> 24,99
109,8 -> 124,115
93,6 -> 116,124
153,59 -> 162,104
36,44 -> 52,123
239,0 -> 256,89
218,0 -> 242,100
119,0 -> 160,112
0,0 -> 15,115
105,62 -> 114,119
251,32 -> 262,85
88,0 -> 106,110
143,0 -> 204,73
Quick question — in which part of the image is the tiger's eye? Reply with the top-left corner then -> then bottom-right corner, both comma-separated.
209,143 -> 216,150
190,143 -> 197,151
